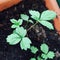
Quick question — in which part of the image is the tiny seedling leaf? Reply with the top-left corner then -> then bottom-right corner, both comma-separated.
11,19 -> 23,28
37,56 -> 42,60
6,33 -> 21,45
21,14 -> 29,21
40,43 -> 49,54
10,19 -> 17,23
29,20 -> 34,24
39,21 -> 54,29
40,10 -> 56,20
20,37 -> 32,50
11,24 -> 19,28
47,51 -> 55,59
30,46 -> 38,54
41,54 -> 48,59
30,58 -> 36,60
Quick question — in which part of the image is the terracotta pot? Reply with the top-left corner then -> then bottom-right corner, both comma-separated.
0,0 -> 22,11
44,0 -> 60,34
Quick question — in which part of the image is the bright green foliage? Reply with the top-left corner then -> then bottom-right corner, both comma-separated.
21,14 -> 34,24
30,46 -> 38,54
41,53 -> 48,60
29,10 -> 40,18
41,51 -> 55,60
40,43 -> 49,54
28,19 -> 34,24
30,43 -> 55,60
37,56 -> 40,60
40,10 -> 56,20
37,56 -> 43,60
21,14 -> 29,21
6,27 -> 32,50
20,37 -> 31,50
47,51 -> 55,59
6,33 -> 21,45
40,21 -> 54,29
10,19 -> 23,28
29,10 -> 56,29
30,58 -> 36,60
40,44 -> 55,60
29,10 -> 40,21
10,19 -> 17,23
6,10 -> 55,59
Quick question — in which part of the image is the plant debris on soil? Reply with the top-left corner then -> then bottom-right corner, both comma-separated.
0,0 -> 60,60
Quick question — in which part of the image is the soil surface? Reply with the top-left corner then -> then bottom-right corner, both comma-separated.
0,0 -> 60,60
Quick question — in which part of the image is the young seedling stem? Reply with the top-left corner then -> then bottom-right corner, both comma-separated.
27,21 -> 38,31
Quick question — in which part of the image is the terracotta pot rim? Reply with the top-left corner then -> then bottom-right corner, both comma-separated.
0,0 -> 22,11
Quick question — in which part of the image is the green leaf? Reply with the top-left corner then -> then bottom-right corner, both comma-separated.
30,58 -> 36,60
29,10 -> 40,19
29,20 -> 34,24
11,19 -> 23,28
40,43 -> 49,54
31,15 -> 39,21
39,21 -> 54,29
20,37 -> 32,50
40,10 -> 56,20
17,19 -> 23,25
37,56 -> 42,60
10,19 -> 17,23
15,27 -> 27,38
11,24 -> 19,28
30,46 -> 38,54
47,51 -> 55,59
6,33 -> 21,45
21,14 -> 29,21
41,54 -> 48,59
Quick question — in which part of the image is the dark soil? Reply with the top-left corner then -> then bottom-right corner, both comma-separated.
0,0 -> 60,60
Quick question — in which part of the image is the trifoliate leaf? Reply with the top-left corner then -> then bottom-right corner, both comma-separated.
20,37 -> 32,50
6,33 -> 21,45
41,54 -> 48,59
10,19 -> 17,23
40,44 -> 49,54
39,21 -> 54,30
29,10 -> 40,19
11,19 -> 23,28
21,14 -> 29,21
40,10 -> 56,20
30,46 -> 38,54
47,51 -> 55,59
30,58 -> 36,60
15,27 -> 27,38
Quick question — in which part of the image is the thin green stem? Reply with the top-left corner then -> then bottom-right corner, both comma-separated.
27,21 -> 38,31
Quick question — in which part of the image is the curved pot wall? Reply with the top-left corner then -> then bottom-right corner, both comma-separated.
45,0 -> 60,34
0,0 -> 22,11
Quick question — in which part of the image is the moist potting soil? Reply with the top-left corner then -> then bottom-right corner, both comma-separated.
0,0 -> 60,60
